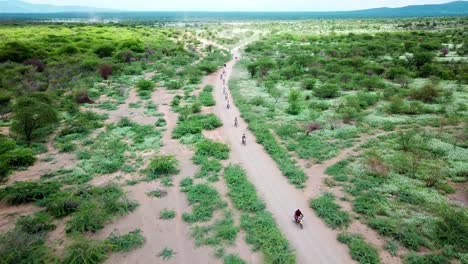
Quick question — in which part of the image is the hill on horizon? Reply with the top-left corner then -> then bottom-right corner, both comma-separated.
0,0 -> 466,19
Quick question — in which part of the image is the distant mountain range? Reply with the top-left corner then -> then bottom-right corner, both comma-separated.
0,0 -> 466,19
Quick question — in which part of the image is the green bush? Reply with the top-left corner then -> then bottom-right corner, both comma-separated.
65,203 -> 110,233
172,114 -> 222,139
310,193 -> 351,229
0,229 -> 55,264
199,85 -> 215,106
241,212 -> 295,264
11,94 -> 59,144
0,181 -> 61,205
195,140 -> 230,160
63,236 -> 109,264
404,252 -> 450,264
1,148 -> 36,168
94,44 -> 115,58
325,160 -> 350,182
191,211 -> 239,247
37,191 -> 81,218
182,184 -> 225,223
224,254 -> 246,264
146,155 -> 179,180
315,84 -> 340,98
337,233 -> 380,264
160,209 -> 176,220
16,212 -> 56,234
137,79 -> 155,93
106,229 -> 145,252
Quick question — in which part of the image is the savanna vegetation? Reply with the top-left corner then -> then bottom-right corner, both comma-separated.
230,17 -> 467,263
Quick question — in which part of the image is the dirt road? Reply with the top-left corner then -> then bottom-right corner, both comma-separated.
210,48 -> 355,264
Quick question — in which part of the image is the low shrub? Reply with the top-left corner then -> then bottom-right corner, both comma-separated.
315,84 -> 340,98
241,212 -> 295,264
160,209 -> 176,220
195,140 -> 230,160
337,233 -> 380,264
182,184 -> 225,223
325,160 -> 350,182
0,180 -> 61,205
310,193 -> 351,229
191,211 -> 239,247
223,165 -> 265,212
37,191 -> 82,218
16,212 -> 56,234
404,252 -> 450,264
199,85 -> 215,106
136,79 -> 154,93
65,203 -> 110,233
0,229 -> 55,264
146,155 -> 179,180
172,114 -> 222,139
224,254 -> 246,264
1,148 -> 36,168
63,236 -> 109,264
106,229 -> 145,252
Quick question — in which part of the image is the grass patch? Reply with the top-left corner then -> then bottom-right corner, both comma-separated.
310,193 -> 351,229
0,180 -> 61,205
224,254 -> 246,264
158,247 -> 175,260
63,236 -> 109,264
222,164 -> 295,263
241,211 -> 295,264
191,211 -> 239,247
337,233 -> 380,264
0,229 -> 55,263
325,159 -> 350,182
172,114 -> 222,139
223,165 -> 265,212
194,139 -> 230,160
65,184 -> 138,234
199,85 -> 216,106
16,211 -> 56,234
146,189 -> 167,198
145,155 -> 179,180
106,229 -> 145,252
160,209 -> 176,220
182,183 -> 226,223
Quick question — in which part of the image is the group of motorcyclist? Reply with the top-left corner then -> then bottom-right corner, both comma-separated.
222,61 -> 303,226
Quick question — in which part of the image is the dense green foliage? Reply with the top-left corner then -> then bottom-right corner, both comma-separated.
337,233 -> 380,264
223,165 -> 295,264
310,193 -> 351,229
146,155 -> 179,180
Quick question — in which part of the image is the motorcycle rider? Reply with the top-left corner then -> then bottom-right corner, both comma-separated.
242,133 -> 246,145
234,117 -> 238,127
294,209 -> 303,222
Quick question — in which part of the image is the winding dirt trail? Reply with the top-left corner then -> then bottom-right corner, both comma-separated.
210,48 -> 354,263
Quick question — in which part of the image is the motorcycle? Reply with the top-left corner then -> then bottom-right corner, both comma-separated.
242,137 -> 246,145
294,215 -> 304,229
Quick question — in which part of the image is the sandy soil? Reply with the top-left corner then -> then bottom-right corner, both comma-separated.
210,48 -> 355,264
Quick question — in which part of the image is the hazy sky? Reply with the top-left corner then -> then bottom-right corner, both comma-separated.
24,0 -> 458,11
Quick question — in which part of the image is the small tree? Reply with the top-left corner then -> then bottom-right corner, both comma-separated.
11,94 -> 59,145
287,90 -> 301,115
302,78 -> 316,90
98,64 -> 113,80
270,86 -> 282,103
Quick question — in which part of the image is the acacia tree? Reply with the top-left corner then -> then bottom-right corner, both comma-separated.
11,94 -> 58,145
